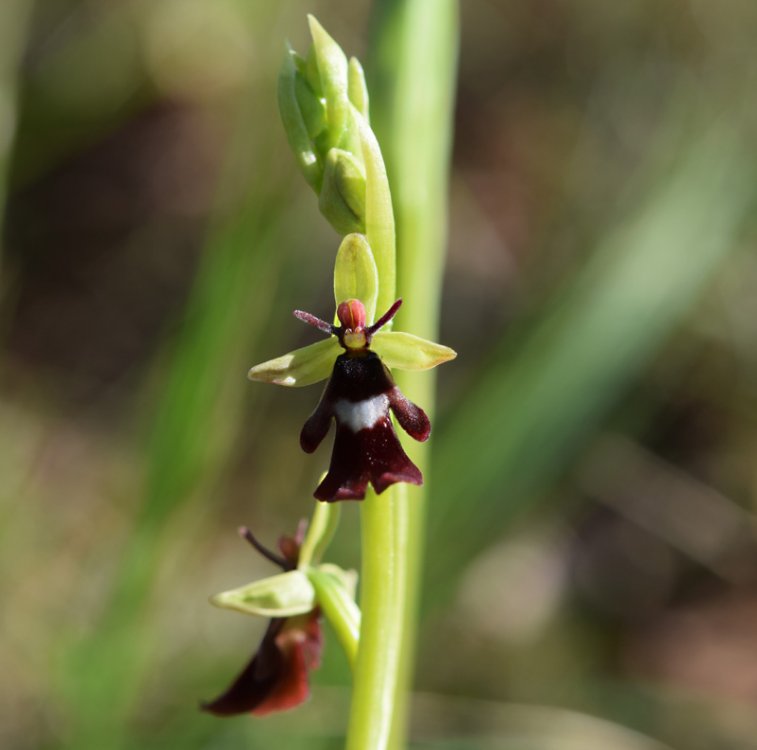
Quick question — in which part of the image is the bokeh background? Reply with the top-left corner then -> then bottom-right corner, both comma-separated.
2,1 -> 757,748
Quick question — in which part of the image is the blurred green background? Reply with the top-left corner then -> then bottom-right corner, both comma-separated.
2,1 -> 757,748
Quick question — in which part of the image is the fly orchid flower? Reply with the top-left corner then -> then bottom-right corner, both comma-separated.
296,298 -> 431,500
202,525 -> 323,717
247,234 -> 456,501
203,504 -> 359,717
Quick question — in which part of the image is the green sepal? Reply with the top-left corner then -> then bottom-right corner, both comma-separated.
298,501 -> 341,568
210,570 -> 316,618
248,337 -> 340,387
307,565 -> 361,668
333,233 -> 378,323
319,149 -> 366,235
348,57 -> 369,119
371,331 -> 457,370
307,15 -> 349,150
317,562 -> 358,600
278,46 -> 322,191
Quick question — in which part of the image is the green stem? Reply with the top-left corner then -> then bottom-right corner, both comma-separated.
371,2 -> 460,748
344,4 -> 458,748
346,106 -> 404,749
346,486 -> 408,750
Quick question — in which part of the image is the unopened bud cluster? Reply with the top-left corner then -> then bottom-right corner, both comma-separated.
278,16 -> 370,234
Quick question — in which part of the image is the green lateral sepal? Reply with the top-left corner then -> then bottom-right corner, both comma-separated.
371,331 -> 457,370
247,337 -> 340,387
210,570 -> 316,618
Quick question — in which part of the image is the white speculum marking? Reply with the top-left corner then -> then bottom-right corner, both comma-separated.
334,394 -> 389,432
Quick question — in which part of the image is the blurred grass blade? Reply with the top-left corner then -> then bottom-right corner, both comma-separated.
427,121 -> 755,607
58,112 -> 290,747
0,0 -> 34,275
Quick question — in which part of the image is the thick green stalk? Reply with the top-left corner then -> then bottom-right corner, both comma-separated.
372,2 -> 458,747
345,2 -> 458,748
346,486 -> 409,749
346,92 -> 403,750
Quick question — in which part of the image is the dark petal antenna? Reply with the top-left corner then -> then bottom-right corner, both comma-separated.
293,309 -> 335,335
367,298 -> 402,336
239,527 -> 293,570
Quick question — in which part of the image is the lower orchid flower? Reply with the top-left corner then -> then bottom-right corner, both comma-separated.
202,526 -> 323,717
203,505 -> 359,718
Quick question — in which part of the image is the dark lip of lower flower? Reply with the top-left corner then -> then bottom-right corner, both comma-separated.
201,609 -> 322,717
201,525 -> 323,718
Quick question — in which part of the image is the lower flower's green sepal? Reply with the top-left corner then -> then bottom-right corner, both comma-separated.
210,569 -> 316,618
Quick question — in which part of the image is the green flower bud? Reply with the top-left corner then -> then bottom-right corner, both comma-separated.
319,149 -> 366,235
348,57 -> 369,119
278,46 -> 322,190
307,15 -> 349,150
